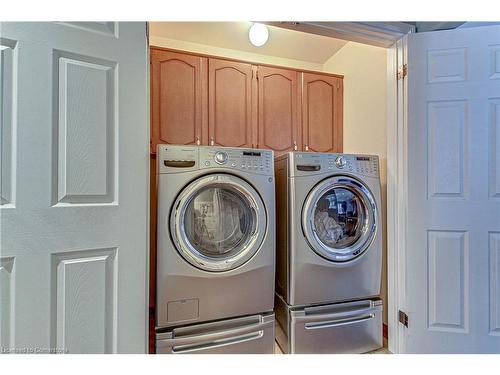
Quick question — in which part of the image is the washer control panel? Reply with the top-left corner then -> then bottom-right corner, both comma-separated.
293,152 -> 379,177
200,147 -> 273,175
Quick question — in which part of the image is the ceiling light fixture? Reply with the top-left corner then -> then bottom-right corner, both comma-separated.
248,23 -> 269,47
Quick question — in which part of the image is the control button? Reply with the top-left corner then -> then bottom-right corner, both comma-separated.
214,151 -> 228,165
205,161 -> 211,166
335,156 -> 347,168
231,162 -> 236,167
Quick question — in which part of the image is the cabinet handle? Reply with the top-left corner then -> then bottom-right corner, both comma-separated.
210,137 -> 214,146
293,141 -> 298,151
305,144 -> 309,151
196,136 -> 201,146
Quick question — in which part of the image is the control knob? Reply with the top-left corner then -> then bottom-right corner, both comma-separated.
214,151 -> 228,165
335,155 -> 347,168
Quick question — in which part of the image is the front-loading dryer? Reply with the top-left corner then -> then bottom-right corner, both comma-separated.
275,152 -> 382,306
274,152 -> 383,354
155,145 -> 275,353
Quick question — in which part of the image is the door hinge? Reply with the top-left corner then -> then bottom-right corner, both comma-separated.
398,310 -> 409,328
397,64 -> 408,80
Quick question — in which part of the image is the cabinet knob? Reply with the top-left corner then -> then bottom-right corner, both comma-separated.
305,144 -> 309,151
210,137 -> 215,146
293,141 -> 298,151
196,136 -> 201,146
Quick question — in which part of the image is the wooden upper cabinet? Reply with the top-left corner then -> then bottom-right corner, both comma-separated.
208,58 -> 255,148
149,48 -> 343,154
301,72 -> 343,153
257,66 -> 300,155
150,49 -> 207,152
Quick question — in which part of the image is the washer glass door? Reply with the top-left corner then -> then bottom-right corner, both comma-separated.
171,174 -> 267,272
302,176 -> 377,263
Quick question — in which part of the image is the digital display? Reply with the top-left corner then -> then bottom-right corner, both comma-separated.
356,157 -> 370,161
243,151 -> 262,156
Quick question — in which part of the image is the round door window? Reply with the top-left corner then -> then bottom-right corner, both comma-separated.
171,174 -> 266,272
313,187 -> 368,249
303,176 -> 377,263
184,186 -> 256,258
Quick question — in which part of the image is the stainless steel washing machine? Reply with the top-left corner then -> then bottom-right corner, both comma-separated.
274,152 -> 383,353
155,145 -> 275,354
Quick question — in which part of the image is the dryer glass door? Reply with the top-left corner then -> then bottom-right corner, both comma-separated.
171,174 -> 267,272
302,176 -> 378,263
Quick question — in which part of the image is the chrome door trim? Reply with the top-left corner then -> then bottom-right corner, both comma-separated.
302,175 -> 378,263
304,314 -> 375,330
170,173 -> 267,272
171,332 -> 263,353
295,306 -> 380,324
157,321 -> 267,348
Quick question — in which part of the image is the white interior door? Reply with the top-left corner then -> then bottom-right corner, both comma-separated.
406,25 -> 500,353
0,22 -> 149,353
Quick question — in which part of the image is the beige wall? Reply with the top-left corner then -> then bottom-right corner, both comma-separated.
323,42 -> 388,325
150,36 -> 324,71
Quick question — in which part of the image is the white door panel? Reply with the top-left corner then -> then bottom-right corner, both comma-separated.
407,25 -> 500,353
0,22 -> 148,353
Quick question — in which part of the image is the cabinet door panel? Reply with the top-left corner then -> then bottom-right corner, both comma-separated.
209,59 -> 254,147
258,66 -> 300,155
150,49 -> 207,152
301,73 -> 343,153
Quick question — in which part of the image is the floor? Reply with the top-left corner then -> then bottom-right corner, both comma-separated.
275,341 -> 283,354
367,347 -> 392,354
274,341 -> 391,354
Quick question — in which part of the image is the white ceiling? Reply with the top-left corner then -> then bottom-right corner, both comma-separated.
149,22 -> 348,64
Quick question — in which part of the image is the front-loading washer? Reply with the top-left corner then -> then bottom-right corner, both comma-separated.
274,152 -> 383,353
275,152 -> 382,306
155,145 -> 275,354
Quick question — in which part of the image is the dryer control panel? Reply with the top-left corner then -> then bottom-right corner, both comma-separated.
290,152 -> 379,178
199,147 -> 273,176
157,144 -> 273,176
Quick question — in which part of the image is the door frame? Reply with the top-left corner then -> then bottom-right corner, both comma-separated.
386,35 -> 409,354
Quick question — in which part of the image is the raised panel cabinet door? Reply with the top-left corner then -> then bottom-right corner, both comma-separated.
257,66 -> 300,155
150,49 -> 207,152
301,73 -> 343,153
208,58 -> 254,147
